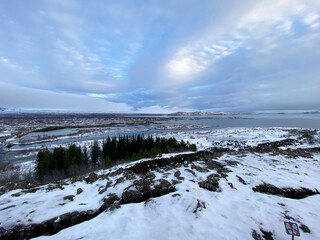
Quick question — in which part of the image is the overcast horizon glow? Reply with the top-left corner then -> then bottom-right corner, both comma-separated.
0,0 -> 320,113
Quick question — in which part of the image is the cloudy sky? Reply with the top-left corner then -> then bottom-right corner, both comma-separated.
0,0 -> 320,113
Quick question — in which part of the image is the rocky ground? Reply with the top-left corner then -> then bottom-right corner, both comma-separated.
0,128 -> 320,240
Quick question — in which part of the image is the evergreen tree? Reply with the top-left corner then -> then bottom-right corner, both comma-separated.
53,146 -> 65,169
82,145 -> 89,165
91,140 -> 101,165
36,149 -> 53,180
35,134 -> 197,181
104,156 -> 112,167
189,144 -> 197,152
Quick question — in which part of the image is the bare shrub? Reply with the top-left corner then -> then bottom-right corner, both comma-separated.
0,162 -> 35,186
39,164 -> 103,184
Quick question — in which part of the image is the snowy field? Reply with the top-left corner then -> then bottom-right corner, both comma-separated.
0,127 -> 319,239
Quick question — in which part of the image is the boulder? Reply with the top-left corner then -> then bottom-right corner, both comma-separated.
150,179 -> 175,197
174,170 -> 184,180
198,174 -> 220,192
121,190 -> 145,204
76,188 -> 83,195
253,183 -> 319,199
85,173 -> 98,184
63,195 -> 75,201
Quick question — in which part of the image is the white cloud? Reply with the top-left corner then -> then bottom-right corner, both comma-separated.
1,0 -> 320,112
303,12 -> 320,29
167,57 -> 204,79
165,40 -> 240,87
0,56 -> 18,69
0,82 -> 133,113
136,105 -> 195,114
161,0 -> 320,89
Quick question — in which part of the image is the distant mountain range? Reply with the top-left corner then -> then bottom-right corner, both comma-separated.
0,107 -> 319,115
168,111 -> 231,116
0,107 -> 10,112
0,107 -> 229,115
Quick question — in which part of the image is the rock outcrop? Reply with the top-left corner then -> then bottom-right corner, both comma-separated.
253,183 -> 319,199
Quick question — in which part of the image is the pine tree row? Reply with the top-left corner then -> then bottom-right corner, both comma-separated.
36,134 -> 197,180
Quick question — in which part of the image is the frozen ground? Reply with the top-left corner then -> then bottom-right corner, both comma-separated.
154,127 -> 320,150
0,127 -> 319,239
154,124 -> 211,130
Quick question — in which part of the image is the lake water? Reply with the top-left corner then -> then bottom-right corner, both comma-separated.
173,113 -> 320,129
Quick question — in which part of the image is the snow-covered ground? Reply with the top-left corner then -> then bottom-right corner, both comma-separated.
0,127 -> 320,240
155,124 -> 211,130
154,127 -> 320,150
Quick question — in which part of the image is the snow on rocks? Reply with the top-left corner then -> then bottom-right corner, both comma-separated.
0,128 -> 320,240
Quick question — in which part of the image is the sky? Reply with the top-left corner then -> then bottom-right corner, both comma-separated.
0,0 -> 320,113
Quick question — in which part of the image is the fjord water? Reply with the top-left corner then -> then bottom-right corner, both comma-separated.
173,113 -> 320,129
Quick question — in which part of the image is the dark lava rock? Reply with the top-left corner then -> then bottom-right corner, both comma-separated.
103,193 -> 120,205
85,173 -> 98,184
127,148 -> 230,174
109,168 -> 124,177
10,192 -> 21,197
203,160 -> 230,177
57,210 -> 97,232
236,175 -> 247,185
0,205 -> 15,211
0,209 -> 99,240
252,229 -> 263,240
133,179 -> 151,193
76,188 -> 83,195
260,229 -> 274,240
300,223 -> 311,233
121,179 -> 175,204
171,180 -> 182,185
70,176 -> 85,184
150,179 -> 175,197
284,148 -> 313,159
115,177 -> 125,185
174,170 -> 184,180
184,169 -> 196,176
198,174 -> 220,192
99,193 -> 120,212
121,190 -> 145,204
0,227 -> 5,236
191,164 -> 209,173
252,139 -> 296,153
98,188 -> 106,194
63,195 -> 75,201
252,229 -> 274,240
253,183 -> 319,199
22,187 -> 41,194
0,180 -> 40,196
225,160 -> 239,166
172,193 -> 181,198
144,171 -> 156,180
123,171 -> 136,180
228,182 -> 235,189
105,181 -> 113,189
